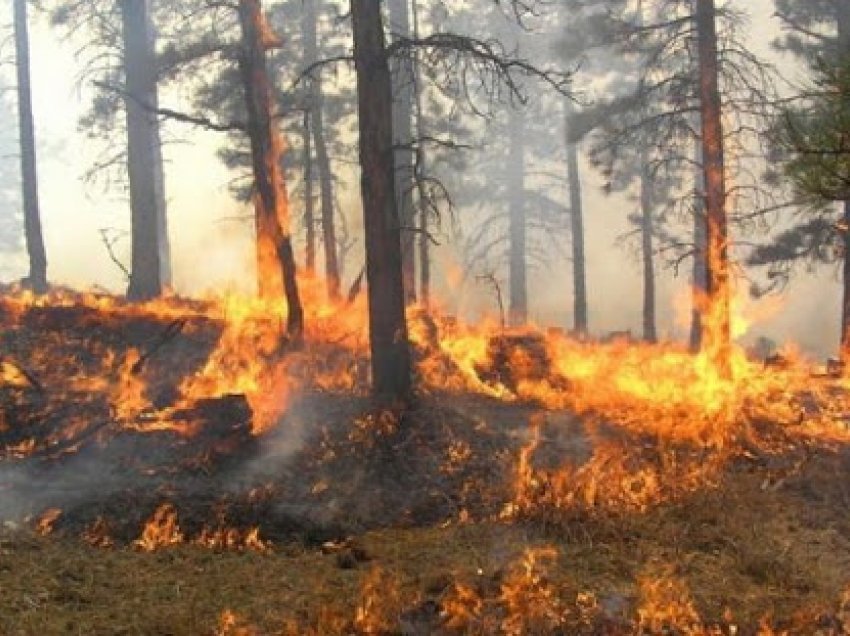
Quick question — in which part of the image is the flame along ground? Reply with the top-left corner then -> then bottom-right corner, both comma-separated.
6,272 -> 849,446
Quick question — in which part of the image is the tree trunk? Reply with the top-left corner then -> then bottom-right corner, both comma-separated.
508,108 -> 527,326
14,0 -> 47,294
635,0 -> 654,343
351,0 -> 412,399
565,109 -> 587,335
387,0 -> 417,304
695,0 -> 731,372
837,7 -> 850,360
303,110 -> 316,273
303,0 -> 340,298
120,0 -> 171,301
841,201 -> 850,360
640,163 -> 657,343
238,0 -> 303,338
412,0 -> 430,307
689,128 -> 707,351
312,109 -> 340,298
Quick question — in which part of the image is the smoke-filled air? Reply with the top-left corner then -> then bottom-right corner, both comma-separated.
2,0 -> 850,633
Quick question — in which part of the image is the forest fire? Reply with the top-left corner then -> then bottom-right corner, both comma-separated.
5,275 -> 850,457
4,0 -> 850,632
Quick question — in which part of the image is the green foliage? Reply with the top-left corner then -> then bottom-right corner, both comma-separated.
746,0 -> 850,277
779,57 -> 850,203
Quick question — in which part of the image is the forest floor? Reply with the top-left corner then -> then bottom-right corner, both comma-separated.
1,291 -> 849,635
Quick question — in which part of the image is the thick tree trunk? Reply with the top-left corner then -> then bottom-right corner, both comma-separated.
565,110 -> 587,335
120,0 -> 171,301
238,0 -> 303,338
303,0 -> 340,298
351,0 -> 412,399
303,110 -> 316,273
508,109 -> 527,326
387,0 -> 417,304
640,163 -> 657,343
695,0 -> 731,372
13,0 -> 47,294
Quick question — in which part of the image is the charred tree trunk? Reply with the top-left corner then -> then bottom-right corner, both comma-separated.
238,0 -> 303,338
14,0 -> 47,294
640,163 -> 657,343
121,0 -> 171,301
695,0 -> 731,372
351,0 -> 412,399
304,0 -> 340,299
508,109 -> 527,326
388,0 -> 417,304
303,110 -> 316,273
565,110 -> 587,335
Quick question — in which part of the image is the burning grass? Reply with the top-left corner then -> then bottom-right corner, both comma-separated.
1,469 -> 849,635
2,284 -> 850,633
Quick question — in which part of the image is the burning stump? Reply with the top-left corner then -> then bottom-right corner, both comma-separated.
475,333 -> 553,393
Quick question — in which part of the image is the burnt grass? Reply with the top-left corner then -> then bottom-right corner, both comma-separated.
1,294 -> 850,634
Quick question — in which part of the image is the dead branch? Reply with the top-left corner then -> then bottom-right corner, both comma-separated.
98,228 -> 131,281
347,266 -> 366,305
131,319 -> 188,375
476,273 -> 506,332
94,80 -> 247,132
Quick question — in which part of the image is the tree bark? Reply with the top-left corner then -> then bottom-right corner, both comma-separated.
303,0 -> 340,299
238,0 -> 303,338
836,7 -> 850,360
351,0 -> 412,399
387,0 -> 418,304
640,163 -> 657,343
841,201 -> 850,360
689,129 -> 707,351
565,108 -> 587,335
412,0 -> 430,307
302,110 -> 316,273
121,0 -> 171,301
508,108 -> 527,326
695,0 -> 731,372
14,0 -> 47,294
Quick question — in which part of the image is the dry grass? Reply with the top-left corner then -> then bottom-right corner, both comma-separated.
1,458 -> 849,635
